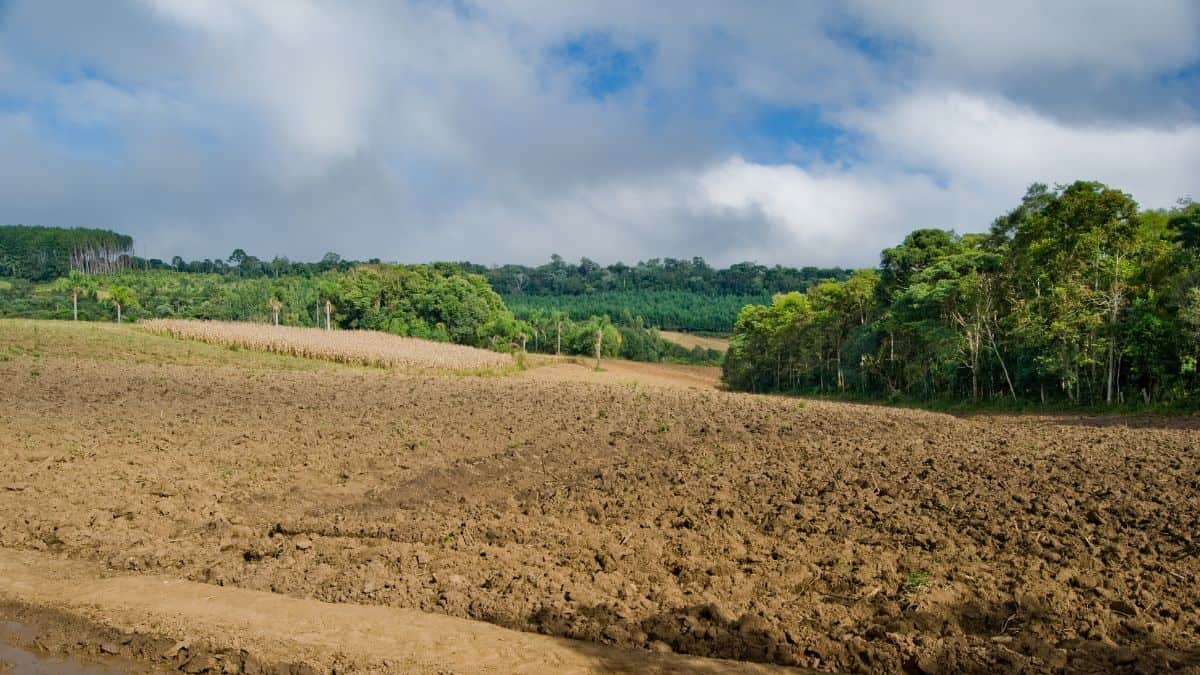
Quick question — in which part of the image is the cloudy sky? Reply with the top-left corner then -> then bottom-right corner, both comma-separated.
1,1 -> 1198,267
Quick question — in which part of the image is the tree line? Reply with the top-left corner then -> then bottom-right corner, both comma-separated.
0,225 -> 134,280
1,265 -> 526,349
516,308 -> 723,366
461,256 -> 849,297
505,290 -> 767,333
2,226 -> 850,334
724,182 -> 1200,408
463,256 -> 848,333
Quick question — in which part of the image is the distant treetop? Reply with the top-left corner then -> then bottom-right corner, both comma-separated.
458,256 -> 851,297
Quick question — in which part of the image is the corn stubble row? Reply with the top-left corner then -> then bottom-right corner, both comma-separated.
140,319 -> 512,371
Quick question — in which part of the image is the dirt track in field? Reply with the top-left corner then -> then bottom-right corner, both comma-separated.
2,324 -> 1199,673
522,358 -> 723,390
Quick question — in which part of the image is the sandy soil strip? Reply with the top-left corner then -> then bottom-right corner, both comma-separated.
522,358 -> 723,390
0,549 -> 799,674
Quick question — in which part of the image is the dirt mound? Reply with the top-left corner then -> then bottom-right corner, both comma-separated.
1,325 -> 1199,673
0,549 -> 788,674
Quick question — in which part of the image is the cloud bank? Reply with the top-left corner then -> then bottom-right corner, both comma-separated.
0,0 -> 1197,267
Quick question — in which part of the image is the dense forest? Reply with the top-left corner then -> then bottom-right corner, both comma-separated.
462,256 -> 848,296
0,225 -> 134,280
464,257 -> 849,333
505,290 -> 765,333
724,182 -> 1200,407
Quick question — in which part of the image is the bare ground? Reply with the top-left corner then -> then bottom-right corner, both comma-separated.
0,549 -> 787,674
1,321 -> 1199,674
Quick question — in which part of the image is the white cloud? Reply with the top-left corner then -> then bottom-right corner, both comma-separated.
847,0 -> 1200,77
697,159 -> 952,264
140,0 -> 383,164
0,1 -> 1196,266
846,91 -> 1200,208
440,157 -> 970,268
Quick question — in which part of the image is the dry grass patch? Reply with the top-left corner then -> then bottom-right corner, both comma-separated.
658,330 -> 730,352
140,319 -> 513,372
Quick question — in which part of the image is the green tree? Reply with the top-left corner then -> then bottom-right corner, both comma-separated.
106,285 -> 136,323
723,180 -> 1196,408
54,270 -> 93,321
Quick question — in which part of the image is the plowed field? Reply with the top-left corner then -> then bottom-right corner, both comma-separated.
1,321 -> 1198,674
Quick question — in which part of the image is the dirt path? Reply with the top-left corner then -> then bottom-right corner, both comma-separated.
523,358 -> 723,390
0,549 -> 794,674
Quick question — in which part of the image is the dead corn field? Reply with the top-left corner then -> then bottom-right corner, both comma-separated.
139,319 -> 512,371
1,322 -> 1199,674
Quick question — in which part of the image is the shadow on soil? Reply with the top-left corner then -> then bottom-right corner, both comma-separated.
526,602 -> 812,673
534,598 -> 1200,675
964,411 -> 1200,431
912,598 -> 1200,674
1041,414 -> 1200,431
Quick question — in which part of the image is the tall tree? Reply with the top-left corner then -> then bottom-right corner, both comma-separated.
107,285 -> 136,323
54,270 -> 93,321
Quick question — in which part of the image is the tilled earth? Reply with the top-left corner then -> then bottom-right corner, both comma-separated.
2,348 -> 1199,673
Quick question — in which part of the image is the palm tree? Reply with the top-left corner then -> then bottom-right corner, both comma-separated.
54,271 -> 92,321
107,285 -> 136,323
589,316 -> 621,370
554,311 -> 565,356
317,278 -> 339,331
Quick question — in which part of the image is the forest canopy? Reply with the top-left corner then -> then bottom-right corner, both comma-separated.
0,225 -> 134,280
467,257 -> 850,332
723,182 -> 1200,407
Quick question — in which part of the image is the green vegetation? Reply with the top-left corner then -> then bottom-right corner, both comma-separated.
0,225 -> 133,280
464,256 -> 849,333
0,260 -> 718,365
724,182 -> 1200,408
0,265 -> 527,350
518,309 -> 723,366
901,570 -> 931,594
505,290 -> 766,333
466,256 -> 848,296
0,227 -> 749,365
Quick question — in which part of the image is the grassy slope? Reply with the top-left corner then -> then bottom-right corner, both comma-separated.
0,320 -> 343,372
0,319 -> 528,378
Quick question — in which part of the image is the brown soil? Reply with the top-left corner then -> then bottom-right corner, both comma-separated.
2,323 -> 1199,673
522,358 -> 723,390
0,549 -> 786,674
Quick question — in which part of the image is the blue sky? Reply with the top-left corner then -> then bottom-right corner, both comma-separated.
0,0 -> 1198,267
